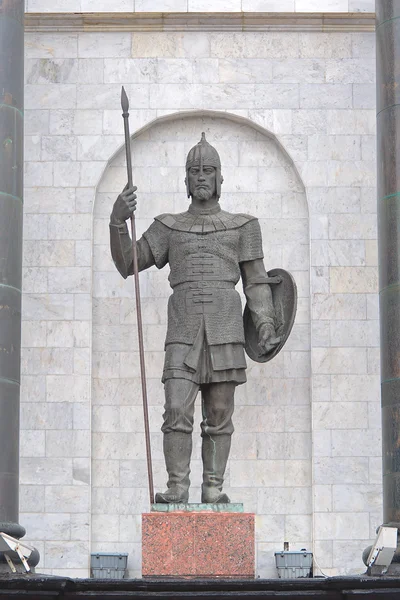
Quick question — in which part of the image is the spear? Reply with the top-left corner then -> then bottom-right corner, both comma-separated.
121,86 -> 154,505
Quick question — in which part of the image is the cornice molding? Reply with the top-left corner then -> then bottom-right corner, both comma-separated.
24,11 -> 375,33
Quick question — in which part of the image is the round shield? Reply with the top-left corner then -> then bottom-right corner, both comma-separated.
243,268 -> 297,363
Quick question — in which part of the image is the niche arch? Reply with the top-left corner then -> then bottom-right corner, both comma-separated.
91,111 -> 311,576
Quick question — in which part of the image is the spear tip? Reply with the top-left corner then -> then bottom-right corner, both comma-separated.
121,86 -> 129,113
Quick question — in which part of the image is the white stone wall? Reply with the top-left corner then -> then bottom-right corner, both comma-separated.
24,0 -> 375,13
20,27 -> 379,578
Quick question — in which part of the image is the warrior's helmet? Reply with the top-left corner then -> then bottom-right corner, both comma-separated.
185,132 -> 223,198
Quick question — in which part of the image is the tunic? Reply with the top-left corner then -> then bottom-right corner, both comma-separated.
110,203 -> 273,386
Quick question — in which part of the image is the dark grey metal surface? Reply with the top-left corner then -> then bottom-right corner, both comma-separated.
0,0 -> 25,540
376,0 -> 400,531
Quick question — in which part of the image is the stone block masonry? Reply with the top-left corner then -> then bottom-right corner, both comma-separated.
20,22 -> 379,580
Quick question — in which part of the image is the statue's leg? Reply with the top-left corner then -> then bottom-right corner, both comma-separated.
155,378 -> 199,504
200,382 -> 235,504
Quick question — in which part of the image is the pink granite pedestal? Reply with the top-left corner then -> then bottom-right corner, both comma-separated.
142,506 -> 255,578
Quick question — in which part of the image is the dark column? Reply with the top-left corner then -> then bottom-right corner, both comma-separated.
363,0 -> 400,574
361,1 -> 400,573
377,0 -> 400,532
0,0 -> 25,541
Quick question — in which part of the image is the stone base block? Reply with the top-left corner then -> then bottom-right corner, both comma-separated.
142,508 -> 255,578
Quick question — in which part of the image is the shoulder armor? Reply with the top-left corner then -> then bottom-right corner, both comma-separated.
154,210 -> 257,232
154,213 -> 184,229
226,212 -> 257,227
218,211 -> 257,229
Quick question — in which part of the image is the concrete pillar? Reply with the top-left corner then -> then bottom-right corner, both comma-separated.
0,0 -> 25,541
377,0 -> 400,532
364,0 -> 400,575
359,0 -> 400,574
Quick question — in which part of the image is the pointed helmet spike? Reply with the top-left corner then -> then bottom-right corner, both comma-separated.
200,134 -> 204,171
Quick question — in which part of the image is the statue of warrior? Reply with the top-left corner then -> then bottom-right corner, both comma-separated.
109,133 -> 295,504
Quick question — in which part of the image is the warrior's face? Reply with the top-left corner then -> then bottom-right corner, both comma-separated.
185,133 -> 223,200
187,164 -> 217,203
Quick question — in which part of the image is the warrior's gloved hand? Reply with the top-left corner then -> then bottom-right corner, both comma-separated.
111,184 -> 137,224
258,323 -> 281,355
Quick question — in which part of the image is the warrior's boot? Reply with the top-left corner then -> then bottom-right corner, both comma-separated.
201,434 -> 231,504
155,431 -> 192,504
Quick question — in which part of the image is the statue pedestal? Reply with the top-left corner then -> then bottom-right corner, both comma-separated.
142,504 -> 255,578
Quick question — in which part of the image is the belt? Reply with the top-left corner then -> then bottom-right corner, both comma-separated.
173,281 -> 236,291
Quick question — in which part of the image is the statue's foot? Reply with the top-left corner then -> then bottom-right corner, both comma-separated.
155,488 -> 189,504
201,487 -> 230,504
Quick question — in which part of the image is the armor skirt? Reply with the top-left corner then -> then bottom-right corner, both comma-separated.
162,319 -> 247,385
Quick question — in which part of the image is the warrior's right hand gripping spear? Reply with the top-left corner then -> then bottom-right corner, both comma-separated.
121,86 -> 154,505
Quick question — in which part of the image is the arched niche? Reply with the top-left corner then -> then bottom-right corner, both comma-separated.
91,111 -> 311,578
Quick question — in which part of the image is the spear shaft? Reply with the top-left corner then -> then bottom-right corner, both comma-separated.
121,86 -> 154,505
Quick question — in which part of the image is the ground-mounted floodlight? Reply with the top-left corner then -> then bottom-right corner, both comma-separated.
0,532 -> 36,573
366,526 -> 398,575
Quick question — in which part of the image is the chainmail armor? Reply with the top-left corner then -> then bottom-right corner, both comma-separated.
142,209 -> 264,346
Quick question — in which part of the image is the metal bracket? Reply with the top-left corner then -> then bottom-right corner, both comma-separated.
0,532 -> 34,573
4,553 -> 16,573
